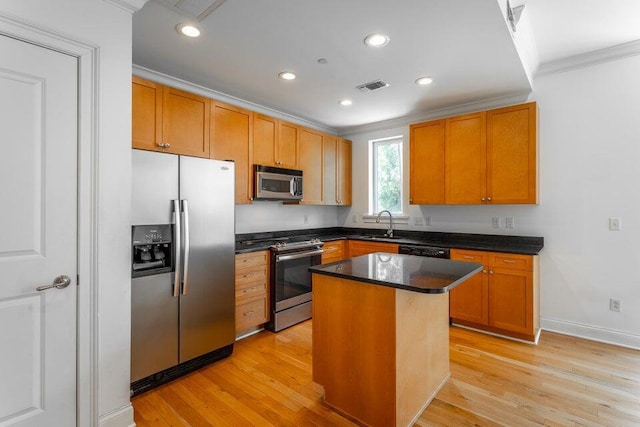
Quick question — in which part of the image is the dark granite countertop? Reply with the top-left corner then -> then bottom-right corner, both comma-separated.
309,252 -> 483,294
235,227 -> 543,255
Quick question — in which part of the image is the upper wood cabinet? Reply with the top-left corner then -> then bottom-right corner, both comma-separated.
337,138 -> 352,206
210,101 -> 253,204
132,76 -> 350,205
323,136 -> 352,206
322,134 -> 337,205
132,76 -> 162,150
486,102 -> 537,204
445,112 -> 487,204
252,113 -> 299,169
278,121 -> 299,169
409,119 -> 445,204
410,101 -> 537,205
298,128 -> 324,205
132,77 -> 210,158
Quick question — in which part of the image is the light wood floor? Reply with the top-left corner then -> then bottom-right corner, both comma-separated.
132,321 -> 640,426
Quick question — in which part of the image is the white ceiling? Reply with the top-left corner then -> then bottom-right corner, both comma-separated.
132,0 -> 640,132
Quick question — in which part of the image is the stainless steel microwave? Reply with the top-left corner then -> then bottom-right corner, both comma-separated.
253,165 -> 303,201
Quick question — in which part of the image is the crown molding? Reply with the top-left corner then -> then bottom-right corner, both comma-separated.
132,65 -> 337,134
536,39 -> 640,77
102,0 -> 150,14
338,91 -> 532,137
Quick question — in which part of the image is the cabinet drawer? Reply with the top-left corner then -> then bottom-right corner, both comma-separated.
491,253 -> 532,271
451,249 -> 490,266
236,266 -> 268,288
236,251 -> 268,271
236,282 -> 267,300
236,295 -> 268,332
322,241 -> 345,263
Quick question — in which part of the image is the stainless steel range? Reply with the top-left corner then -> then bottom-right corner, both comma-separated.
267,238 -> 324,332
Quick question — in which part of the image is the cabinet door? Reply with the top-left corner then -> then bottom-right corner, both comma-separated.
210,102 -> 252,204
488,267 -> 533,335
450,250 -> 489,325
299,128 -> 324,205
445,112 -> 486,204
278,121 -> 299,169
348,241 -> 399,258
487,102 -> 537,204
162,86 -> 210,158
409,120 -> 445,204
132,76 -> 162,150
252,113 -> 277,167
337,139 -> 352,205
323,135 -> 337,206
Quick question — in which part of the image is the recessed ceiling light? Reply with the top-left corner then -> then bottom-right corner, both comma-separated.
415,76 -> 434,86
339,99 -> 353,106
364,33 -> 390,48
176,23 -> 201,38
278,71 -> 296,81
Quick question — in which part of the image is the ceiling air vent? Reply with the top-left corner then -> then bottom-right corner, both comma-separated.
357,79 -> 390,93
154,0 -> 226,21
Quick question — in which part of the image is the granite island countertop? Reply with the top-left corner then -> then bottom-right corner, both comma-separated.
309,252 -> 483,294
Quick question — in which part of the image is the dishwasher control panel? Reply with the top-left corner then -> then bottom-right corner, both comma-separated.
398,245 -> 450,259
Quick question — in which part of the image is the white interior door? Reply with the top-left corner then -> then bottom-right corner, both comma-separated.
0,35 -> 78,426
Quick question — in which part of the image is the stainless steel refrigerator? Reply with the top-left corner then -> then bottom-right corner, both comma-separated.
130,149 -> 235,394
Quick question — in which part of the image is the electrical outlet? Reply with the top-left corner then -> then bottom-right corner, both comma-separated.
425,216 -> 431,226
352,214 -> 358,223
609,298 -> 621,312
414,217 -> 424,226
609,217 -> 621,231
492,217 -> 501,228
505,216 -> 514,229
303,214 -> 308,224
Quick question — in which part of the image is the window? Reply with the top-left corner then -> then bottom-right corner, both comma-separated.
370,136 -> 403,214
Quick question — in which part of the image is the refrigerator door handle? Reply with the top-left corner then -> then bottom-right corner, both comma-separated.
172,199 -> 181,297
181,199 -> 190,295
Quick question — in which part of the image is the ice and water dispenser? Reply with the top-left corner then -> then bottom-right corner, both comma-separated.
131,224 -> 173,277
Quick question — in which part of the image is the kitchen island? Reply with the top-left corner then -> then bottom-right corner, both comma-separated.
309,253 -> 482,427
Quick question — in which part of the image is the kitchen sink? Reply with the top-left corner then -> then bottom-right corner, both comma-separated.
363,235 -> 402,240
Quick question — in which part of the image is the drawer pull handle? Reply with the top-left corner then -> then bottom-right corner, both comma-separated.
243,311 -> 255,317
242,287 -> 258,293
503,259 -> 517,264
463,256 -> 475,260
243,273 -> 254,278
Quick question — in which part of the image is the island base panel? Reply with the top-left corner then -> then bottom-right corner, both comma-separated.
312,274 -> 451,427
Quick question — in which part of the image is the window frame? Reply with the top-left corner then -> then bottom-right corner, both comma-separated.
369,135 -> 404,215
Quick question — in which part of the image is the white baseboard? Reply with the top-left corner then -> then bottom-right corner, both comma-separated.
99,403 -> 135,427
541,317 -> 640,350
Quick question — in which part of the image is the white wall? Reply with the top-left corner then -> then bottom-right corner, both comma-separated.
236,203 -> 339,234
341,54 -> 640,349
1,0 -> 137,425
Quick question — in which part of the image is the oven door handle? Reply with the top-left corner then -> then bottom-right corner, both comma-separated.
275,248 -> 324,262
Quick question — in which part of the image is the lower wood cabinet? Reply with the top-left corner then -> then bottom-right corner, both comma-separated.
321,240 -> 346,264
450,249 -> 539,341
235,251 -> 270,335
348,240 -> 399,258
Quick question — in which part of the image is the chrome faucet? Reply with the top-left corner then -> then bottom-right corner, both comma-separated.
375,210 -> 394,238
